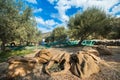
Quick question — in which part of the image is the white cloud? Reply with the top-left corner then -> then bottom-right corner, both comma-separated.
37,27 -> 52,33
52,0 -> 120,22
45,20 -> 58,26
54,0 -> 71,22
111,4 -> 120,14
35,17 -> 59,32
26,0 -> 37,4
33,8 -> 42,13
48,0 -> 55,4
42,0 -> 120,32
51,13 -> 59,18
35,17 -> 45,25
68,0 -> 119,13
82,0 -> 119,14
35,17 -> 58,26
116,15 -> 120,18
48,0 -> 58,4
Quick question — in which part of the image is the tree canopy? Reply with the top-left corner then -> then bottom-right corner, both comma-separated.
45,26 -> 67,42
0,0 -> 41,51
108,17 -> 120,39
68,7 -> 112,42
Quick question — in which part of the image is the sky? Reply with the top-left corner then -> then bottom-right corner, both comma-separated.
24,0 -> 120,33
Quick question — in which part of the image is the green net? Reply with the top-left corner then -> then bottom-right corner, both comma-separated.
81,40 -> 96,46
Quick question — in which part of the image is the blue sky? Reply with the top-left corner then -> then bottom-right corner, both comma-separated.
24,0 -> 120,33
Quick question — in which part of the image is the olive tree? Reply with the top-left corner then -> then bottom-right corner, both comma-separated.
68,7 -> 111,44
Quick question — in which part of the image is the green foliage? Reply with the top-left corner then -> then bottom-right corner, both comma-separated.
108,18 -> 120,39
0,49 -> 33,62
0,0 -> 41,50
68,7 -> 112,41
45,27 -> 67,43
0,0 -> 19,42
51,26 -> 67,41
45,35 -> 54,43
0,45 -> 46,62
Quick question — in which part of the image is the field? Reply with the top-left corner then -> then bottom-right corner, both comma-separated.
0,46 -> 120,80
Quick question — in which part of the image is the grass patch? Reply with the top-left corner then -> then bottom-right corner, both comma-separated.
0,45 -> 46,63
0,49 -> 33,63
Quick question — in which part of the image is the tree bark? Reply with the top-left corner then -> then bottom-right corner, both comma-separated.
78,39 -> 84,46
1,41 -> 6,51
78,36 -> 85,46
26,41 -> 30,46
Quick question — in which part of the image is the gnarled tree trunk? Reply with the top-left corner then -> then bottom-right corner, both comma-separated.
1,41 -> 6,51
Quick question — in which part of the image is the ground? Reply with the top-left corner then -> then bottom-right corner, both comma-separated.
0,46 -> 120,80
47,46 -> 120,80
